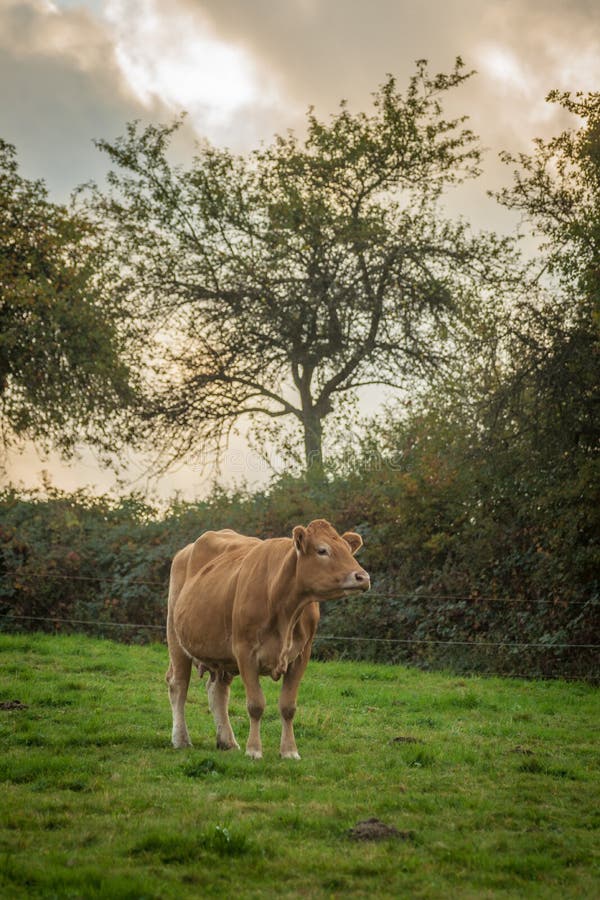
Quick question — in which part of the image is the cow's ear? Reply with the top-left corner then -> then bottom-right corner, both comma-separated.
293,525 -> 307,555
342,531 -> 363,555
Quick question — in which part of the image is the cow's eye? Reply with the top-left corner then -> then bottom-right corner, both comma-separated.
316,547 -> 329,556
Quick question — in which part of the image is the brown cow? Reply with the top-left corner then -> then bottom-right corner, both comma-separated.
166,519 -> 369,759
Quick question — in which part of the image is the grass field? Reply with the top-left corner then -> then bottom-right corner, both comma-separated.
0,633 -> 598,899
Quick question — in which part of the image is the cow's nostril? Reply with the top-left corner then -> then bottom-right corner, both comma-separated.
355,570 -> 367,582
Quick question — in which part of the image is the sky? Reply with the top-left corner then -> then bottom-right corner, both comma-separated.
2,0 -> 599,500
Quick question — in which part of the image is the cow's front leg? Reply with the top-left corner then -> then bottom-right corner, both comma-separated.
206,672 -> 240,751
237,655 -> 265,760
279,646 -> 311,760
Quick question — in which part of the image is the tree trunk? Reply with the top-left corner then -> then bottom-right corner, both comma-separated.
302,407 -> 323,471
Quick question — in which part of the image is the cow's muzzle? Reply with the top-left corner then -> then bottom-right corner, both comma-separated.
341,569 -> 370,592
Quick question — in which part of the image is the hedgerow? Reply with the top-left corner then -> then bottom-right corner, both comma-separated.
1,435 -> 597,680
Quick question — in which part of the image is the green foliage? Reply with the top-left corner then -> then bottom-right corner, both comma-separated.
496,90 -> 600,302
0,140 -> 138,458
1,459 -> 597,679
0,485 -> 173,641
491,90 -> 599,465
0,634 -> 598,898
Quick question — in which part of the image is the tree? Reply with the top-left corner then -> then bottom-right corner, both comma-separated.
372,89 -> 600,608
0,140 -> 137,461
492,90 -> 599,460
486,91 -> 600,597
91,60 -> 510,470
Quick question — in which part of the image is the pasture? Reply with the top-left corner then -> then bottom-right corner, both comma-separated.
0,634 -> 598,898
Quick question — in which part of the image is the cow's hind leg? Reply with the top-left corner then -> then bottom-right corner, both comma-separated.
279,646 -> 311,760
207,672 -> 240,751
166,646 -> 193,749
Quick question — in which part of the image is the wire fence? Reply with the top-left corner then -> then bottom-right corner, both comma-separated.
1,612 -> 599,684
3,568 -> 596,606
2,570 -> 598,682
2,613 -> 598,650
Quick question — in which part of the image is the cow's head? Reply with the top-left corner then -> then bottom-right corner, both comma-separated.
292,519 -> 370,599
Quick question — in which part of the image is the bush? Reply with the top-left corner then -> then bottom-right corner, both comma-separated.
1,462 -> 597,680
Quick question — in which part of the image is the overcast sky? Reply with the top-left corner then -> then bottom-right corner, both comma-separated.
2,0 -> 599,499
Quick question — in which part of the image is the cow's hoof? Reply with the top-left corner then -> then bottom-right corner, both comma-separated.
172,738 -> 193,749
245,748 -> 263,760
280,750 -> 301,760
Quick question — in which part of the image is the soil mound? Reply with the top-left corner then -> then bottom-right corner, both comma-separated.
348,818 -> 412,841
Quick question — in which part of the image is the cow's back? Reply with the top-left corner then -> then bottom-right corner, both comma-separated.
169,529 -> 262,670
185,529 -> 260,580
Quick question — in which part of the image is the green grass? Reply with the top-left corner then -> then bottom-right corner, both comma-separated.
0,634 -> 598,899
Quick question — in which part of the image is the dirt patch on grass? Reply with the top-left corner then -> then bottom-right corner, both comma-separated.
0,700 -> 28,710
348,818 -> 413,842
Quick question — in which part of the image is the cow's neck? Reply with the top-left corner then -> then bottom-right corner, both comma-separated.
270,548 -> 314,624
268,548 -> 317,679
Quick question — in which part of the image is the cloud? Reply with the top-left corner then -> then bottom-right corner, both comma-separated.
0,0 -> 152,197
162,0 -> 598,234
0,0 -> 295,199
4,0 -> 597,200
103,0 -> 287,148
184,0 -> 600,151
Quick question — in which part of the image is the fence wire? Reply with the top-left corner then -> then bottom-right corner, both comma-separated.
1,614 -> 597,683
3,569 -> 596,606
3,569 -> 598,682
2,613 -> 599,651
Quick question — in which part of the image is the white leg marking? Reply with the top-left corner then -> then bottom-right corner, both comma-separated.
207,676 -> 240,751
